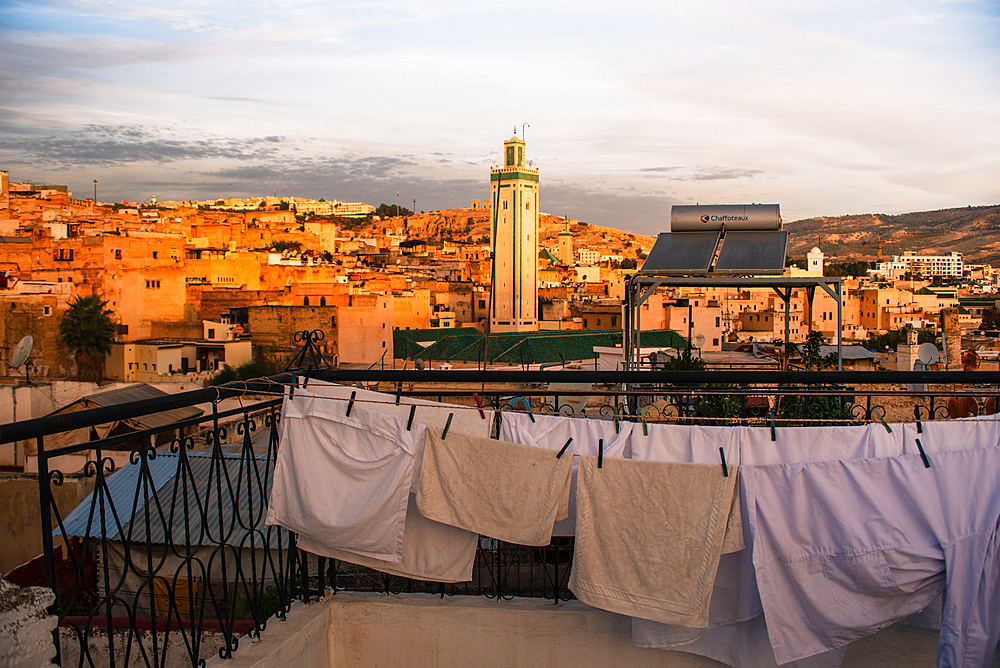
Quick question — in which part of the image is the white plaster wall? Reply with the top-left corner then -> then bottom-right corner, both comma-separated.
0,579 -> 57,667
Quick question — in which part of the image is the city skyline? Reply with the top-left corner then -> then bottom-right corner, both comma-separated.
1,0 -> 998,236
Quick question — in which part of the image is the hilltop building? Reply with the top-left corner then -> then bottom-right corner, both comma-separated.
489,134 -> 539,333
557,220 -> 574,265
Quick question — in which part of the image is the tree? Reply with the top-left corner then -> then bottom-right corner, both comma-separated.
59,295 -> 117,382
981,307 -> 1000,330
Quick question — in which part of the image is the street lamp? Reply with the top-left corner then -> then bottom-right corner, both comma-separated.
93,179 -> 97,202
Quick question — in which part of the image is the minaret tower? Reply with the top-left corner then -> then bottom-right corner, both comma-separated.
490,133 -> 539,332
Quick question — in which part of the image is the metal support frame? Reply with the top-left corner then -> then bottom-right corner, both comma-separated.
625,275 -> 844,374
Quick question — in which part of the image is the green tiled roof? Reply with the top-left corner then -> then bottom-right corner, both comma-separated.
393,328 -> 688,364
914,287 -> 936,295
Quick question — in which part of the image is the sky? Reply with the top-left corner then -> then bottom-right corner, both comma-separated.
1,0 -> 998,236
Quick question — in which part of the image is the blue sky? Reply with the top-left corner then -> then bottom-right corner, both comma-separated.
1,0 -> 998,235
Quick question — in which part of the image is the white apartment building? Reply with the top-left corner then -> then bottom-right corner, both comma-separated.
874,252 -> 964,279
577,249 -> 601,265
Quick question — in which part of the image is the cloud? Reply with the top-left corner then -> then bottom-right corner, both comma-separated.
0,124 -> 290,168
684,167 -> 766,182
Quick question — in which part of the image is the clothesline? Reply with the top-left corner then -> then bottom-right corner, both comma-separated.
213,375 -> 940,427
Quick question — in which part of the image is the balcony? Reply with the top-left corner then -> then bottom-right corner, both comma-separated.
2,365 -> 1000,666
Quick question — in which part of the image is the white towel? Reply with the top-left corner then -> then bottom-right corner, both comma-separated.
296,493 -> 478,584
292,379 -> 496,492
266,390 -> 423,563
569,455 -> 740,628
500,411 -> 631,535
417,429 -> 573,546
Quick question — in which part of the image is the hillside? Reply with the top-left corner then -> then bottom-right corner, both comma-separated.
785,205 -> 1000,264
340,203 -> 1000,267
341,208 -> 657,261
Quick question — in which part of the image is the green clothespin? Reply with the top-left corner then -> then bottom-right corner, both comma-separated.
640,406 -> 649,436
612,405 -> 620,434
441,413 -> 454,439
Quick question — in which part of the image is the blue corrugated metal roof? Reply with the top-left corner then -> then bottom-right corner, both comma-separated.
59,451 -> 273,547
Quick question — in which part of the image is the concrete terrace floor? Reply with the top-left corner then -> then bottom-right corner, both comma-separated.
205,593 -> 1000,668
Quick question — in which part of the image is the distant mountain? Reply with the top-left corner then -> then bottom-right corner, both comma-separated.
346,208 -> 656,261
785,205 -> 1000,264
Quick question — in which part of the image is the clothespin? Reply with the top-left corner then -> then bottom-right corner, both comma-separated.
770,414 -> 776,442
598,438 -> 604,469
473,393 -> 486,419
914,404 -> 923,433
441,413 -> 454,440
521,396 -> 535,423
915,438 -> 931,468
556,438 -> 573,459
288,377 -> 297,400
612,405 -> 620,434
346,391 -> 356,417
874,412 -> 892,434
395,382 -> 402,406
639,406 -> 649,436
719,447 -> 729,477
303,367 -> 312,389
407,404 -> 416,431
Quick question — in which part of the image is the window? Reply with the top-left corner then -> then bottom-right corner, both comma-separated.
303,297 -> 310,306
526,202 -> 530,210
42,306 -> 52,316
331,316 -> 336,326
583,318 -> 588,328
382,341 -> 386,348
320,297 -> 326,306
118,324 -> 128,335
716,317 -> 720,327
115,249 -> 121,259
382,323 -> 386,329
152,252 -> 158,259
612,316 -> 617,327
208,328 -> 215,338
713,338 -> 719,346
479,300 -> 486,309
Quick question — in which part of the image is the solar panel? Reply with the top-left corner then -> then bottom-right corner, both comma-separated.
714,231 -> 788,274
640,232 -> 720,274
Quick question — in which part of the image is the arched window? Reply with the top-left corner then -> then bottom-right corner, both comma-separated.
303,296 -> 310,306
320,296 -> 326,306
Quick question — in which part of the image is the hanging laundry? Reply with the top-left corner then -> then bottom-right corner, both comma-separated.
291,379 -> 495,492
296,493 -> 478,584
629,422 -> 900,668
500,411 -> 631,535
745,447 -> 1000,667
266,390 -> 424,563
569,455 -> 741,628
631,421 -> 740,466
738,422 -> 900,465
416,429 -> 573,547
901,413 -> 1000,456
633,612 -> 847,668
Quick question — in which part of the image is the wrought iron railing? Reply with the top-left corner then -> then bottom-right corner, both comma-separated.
2,366 -> 1000,666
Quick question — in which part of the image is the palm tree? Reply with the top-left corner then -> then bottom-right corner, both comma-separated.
59,295 -> 117,382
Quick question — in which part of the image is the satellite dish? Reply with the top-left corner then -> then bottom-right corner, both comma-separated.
414,358 -> 426,371
10,335 -> 33,369
917,343 -> 939,366
692,333 -> 706,348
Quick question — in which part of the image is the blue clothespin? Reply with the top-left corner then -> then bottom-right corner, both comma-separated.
719,447 -> 728,477
915,438 -> 931,468
770,414 -> 776,442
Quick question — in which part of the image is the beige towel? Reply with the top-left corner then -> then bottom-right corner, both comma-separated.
569,455 -> 741,628
416,429 -> 573,546
296,493 -> 478,583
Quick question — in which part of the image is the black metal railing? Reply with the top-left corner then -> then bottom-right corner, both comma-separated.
2,367 -> 1000,666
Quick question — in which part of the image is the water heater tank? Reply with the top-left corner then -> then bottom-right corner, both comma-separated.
670,204 -> 782,232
